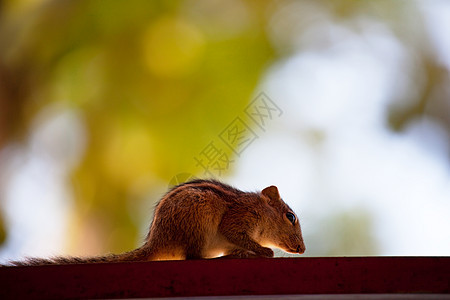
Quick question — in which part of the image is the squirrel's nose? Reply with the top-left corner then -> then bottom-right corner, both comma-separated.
296,243 -> 306,254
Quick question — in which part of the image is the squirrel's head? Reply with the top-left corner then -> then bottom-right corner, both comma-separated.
258,185 -> 306,255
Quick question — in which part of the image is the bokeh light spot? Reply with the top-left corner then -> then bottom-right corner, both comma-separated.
142,16 -> 205,78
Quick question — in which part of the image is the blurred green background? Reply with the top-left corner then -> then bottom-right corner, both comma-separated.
0,0 -> 449,260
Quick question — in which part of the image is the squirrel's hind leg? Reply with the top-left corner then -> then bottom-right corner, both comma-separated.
184,236 -> 206,260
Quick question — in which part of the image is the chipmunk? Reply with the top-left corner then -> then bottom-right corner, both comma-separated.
6,179 -> 305,266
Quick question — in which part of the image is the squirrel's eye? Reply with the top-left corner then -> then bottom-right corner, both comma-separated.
286,212 -> 296,225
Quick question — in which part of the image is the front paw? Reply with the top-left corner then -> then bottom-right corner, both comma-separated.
257,247 -> 274,258
219,249 -> 259,259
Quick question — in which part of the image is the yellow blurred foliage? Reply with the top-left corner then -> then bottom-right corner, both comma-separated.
142,16 -> 206,78
102,124 -> 156,185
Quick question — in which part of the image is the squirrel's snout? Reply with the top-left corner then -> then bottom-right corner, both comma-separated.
296,243 -> 306,254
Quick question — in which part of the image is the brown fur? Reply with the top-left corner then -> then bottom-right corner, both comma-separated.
4,179 -> 305,266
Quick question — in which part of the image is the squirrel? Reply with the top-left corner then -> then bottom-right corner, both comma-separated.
5,179 -> 305,266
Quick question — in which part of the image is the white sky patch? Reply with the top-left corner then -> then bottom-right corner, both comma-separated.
0,107 -> 85,262
421,0 -> 450,68
0,154 -> 69,260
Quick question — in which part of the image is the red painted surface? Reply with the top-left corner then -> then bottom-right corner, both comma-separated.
0,257 -> 449,299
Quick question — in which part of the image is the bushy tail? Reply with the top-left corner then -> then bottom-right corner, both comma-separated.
2,245 -> 155,267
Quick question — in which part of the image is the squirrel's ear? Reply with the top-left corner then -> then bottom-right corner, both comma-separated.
261,186 -> 280,203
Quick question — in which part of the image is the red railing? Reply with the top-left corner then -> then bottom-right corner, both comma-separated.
0,257 -> 449,299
